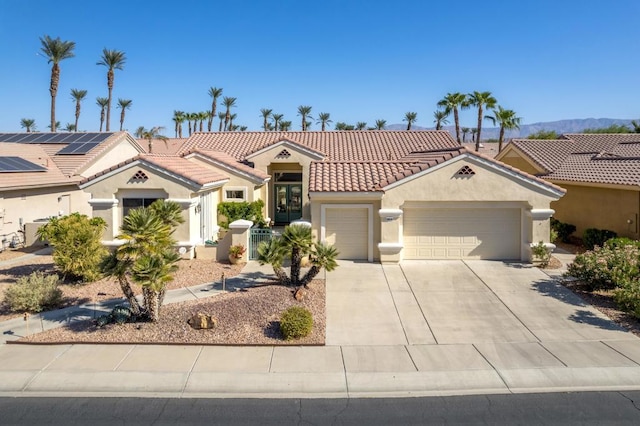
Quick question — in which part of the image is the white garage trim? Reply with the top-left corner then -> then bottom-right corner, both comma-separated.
321,204 -> 373,262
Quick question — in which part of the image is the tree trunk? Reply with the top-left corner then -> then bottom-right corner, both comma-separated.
118,277 -> 142,316
454,108 -> 460,144
290,247 -> 302,287
50,64 -> 59,132
106,69 -> 114,131
75,102 -> 80,132
100,109 -> 105,132
120,109 -> 125,131
498,126 -> 505,153
475,106 -> 483,152
272,264 -> 291,286
143,287 -> 161,322
300,265 -> 320,288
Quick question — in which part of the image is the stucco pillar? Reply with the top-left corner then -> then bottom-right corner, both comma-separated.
229,219 -> 253,262
378,208 -> 403,263
168,198 -> 199,259
530,208 -> 556,253
88,198 -> 119,242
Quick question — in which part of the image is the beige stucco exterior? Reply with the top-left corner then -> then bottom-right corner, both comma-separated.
81,137 -> 142,178
497,148 -> 545,175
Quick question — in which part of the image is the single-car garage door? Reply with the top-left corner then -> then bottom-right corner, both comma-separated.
324,207 -> 369,260
403,207 -> 521,260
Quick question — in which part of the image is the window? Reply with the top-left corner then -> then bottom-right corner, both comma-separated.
122,198 -> 159,217
274,172 -> 303,182
224,187 -> 246,201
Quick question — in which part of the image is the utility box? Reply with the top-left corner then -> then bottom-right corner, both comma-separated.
24,220 -> 49,247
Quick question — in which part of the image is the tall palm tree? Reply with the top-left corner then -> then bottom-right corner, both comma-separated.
461,127 -> 470,143
260,108 -> 273,131
222,97 -> 237,131
433,109 -> 450,130
40,35 -> 76,133
20,118 -> 36,133
317,112 -> 332,131
228,113 -> 237,130
96,97 -> 108,131
272,113 -> 283,131
186,112 -> 197,135
140,126 -> 168,153
63,123 -> 76,132
485,106 -> 522,153
117,98 -> 132,131
134,126 -> 145,138
471,128 -> 478,143
437,92 -> 467,144
217,112 -> 225,132
198,111 -> 208,132
70,89 -> 87,132
375,119 -> 386,130
279,120 -> 292,131
207,87 -> 223,131
96,48 -> 126,131
47,121 -> 61,131
356,122 -> 367,130
404,112 -> 418,130
297,105 -> 313,131
468,91 -> 497,151
172,110 -> 185,138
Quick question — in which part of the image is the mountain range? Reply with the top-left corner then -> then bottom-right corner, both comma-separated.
386,118 -> 637,140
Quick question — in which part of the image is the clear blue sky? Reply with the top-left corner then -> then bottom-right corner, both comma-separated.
1,0 -> 638,134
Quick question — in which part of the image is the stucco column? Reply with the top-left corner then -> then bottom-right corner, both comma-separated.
88,198 -> 119,242
229,219 -> 253,262
378,208 -> 403,263
530,208 -> 556,251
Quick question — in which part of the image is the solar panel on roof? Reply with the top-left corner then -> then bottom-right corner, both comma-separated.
63,133 -> 86,143
2,134 -> 26,143
92,133 -> 112,142
0,156 -> 47,172
74,133 -> 98,143
56,142 -> 100,155
45,133 -> 74,143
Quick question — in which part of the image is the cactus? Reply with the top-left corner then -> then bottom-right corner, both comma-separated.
95,314 -> 111,328
111,305 -> 133,325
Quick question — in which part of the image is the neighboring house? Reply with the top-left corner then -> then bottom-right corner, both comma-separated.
0,132 -> 144,245
496,134 -> 640,240
79,131 -> 564,262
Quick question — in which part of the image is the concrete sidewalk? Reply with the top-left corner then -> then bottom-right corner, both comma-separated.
2,255 -> 640,399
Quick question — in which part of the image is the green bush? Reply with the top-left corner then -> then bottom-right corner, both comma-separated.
280,306 -> 313,340
531,241 -> 551,267
550,218 -> 576,243
36,213 -> 107,282
3,272 -> 62,313
583,228 -> 617,250
605,238 -> 640,250
217,200 -> 267,229
614,278 -> 640,318
567,244 -> 639,291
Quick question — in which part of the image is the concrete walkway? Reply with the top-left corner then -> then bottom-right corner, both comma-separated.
2,253 -> 640,398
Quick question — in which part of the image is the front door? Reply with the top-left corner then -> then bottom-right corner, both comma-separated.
274,184 -> 302,224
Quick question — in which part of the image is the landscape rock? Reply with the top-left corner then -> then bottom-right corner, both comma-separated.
187,312 -> 217,329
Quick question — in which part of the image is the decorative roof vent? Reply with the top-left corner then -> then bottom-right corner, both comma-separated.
276,149 -> 291,159
131,170 -> 149,182
456,165 -> 475,176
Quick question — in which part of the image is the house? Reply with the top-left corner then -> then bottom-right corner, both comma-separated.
0,132 -> 145,245
496,134 -> 640,240
79,131 -> 564,262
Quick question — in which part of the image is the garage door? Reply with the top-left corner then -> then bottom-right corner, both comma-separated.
324,208 -> 369,260
403,208 -> 521,260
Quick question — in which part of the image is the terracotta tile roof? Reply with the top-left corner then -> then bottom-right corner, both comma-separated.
182,148 -> 270,181
0,143 -> 77,189
510,134 -> 640,187
179,130 -> 459,161
80,154 -> 229,188
138,138 -> 187,155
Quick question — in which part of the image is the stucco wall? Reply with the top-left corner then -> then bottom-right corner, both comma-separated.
81,138 -> 141,178
498,150 -> 543,175
0,186 -> 90,241
551,183 -> 640,239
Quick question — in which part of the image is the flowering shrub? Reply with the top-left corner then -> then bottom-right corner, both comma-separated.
566,243 -> 639,291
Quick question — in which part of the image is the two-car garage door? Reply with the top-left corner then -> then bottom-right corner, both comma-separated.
403,207 -> 521,260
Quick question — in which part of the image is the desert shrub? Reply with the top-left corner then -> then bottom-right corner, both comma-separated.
583,228 -> 617,250
95,305 -> 135,328
217,200 -> 267,229
567,244 -> 640,291
531,241 -> 551,268
605,238 -> 640,250
3,272 -> 62,313
550,218 -> 576,243
280,306 -> 313,340
613,278 -> 640,318
36,213 -> 107,282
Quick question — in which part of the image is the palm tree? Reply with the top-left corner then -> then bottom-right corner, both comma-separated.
468,91 -> 497,151
198,111 -> 208,132
297,105 -> 313,131
207,87 -> 223,131
631,120 -> 640,133
222,97 -> 237,131
404,112 -> 418,130
375,119 -> 386,130
461,127 -> 470,143
70,89 -> 87,132
217,112 -> 225,132
317,112 -> 332,131
186,112 -> 197,135
20,118 -> 36,133
239,126 -> 248,131
471,128 -> 478,143
356,122 -> 367,130
272,113 -> 283,131
40,35 -> 76,133
228,113 -> 238,130
433,109 -> 450,130
140,126 -> 168,153
63,123 -> 76,132
47,121 -> 61,131
96,97 -> 108,131
279,120 -> 292,131
96,48 -> 126,131
117,98 -> 132,131
172,110 -> 185,138
134,126 -> 145,138
260,108 -> 273,131
437,92 -> 467,144
485,106 -> 522,153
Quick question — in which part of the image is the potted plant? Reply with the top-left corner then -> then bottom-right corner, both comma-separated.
228,244 -> 246,264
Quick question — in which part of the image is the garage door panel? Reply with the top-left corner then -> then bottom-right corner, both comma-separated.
404,208 -> 520,260
325,208 -> 368,260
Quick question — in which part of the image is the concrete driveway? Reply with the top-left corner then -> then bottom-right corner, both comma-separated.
326,260 -> 637,346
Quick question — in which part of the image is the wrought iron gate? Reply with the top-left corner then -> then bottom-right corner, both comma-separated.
249,228 -> 273,260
